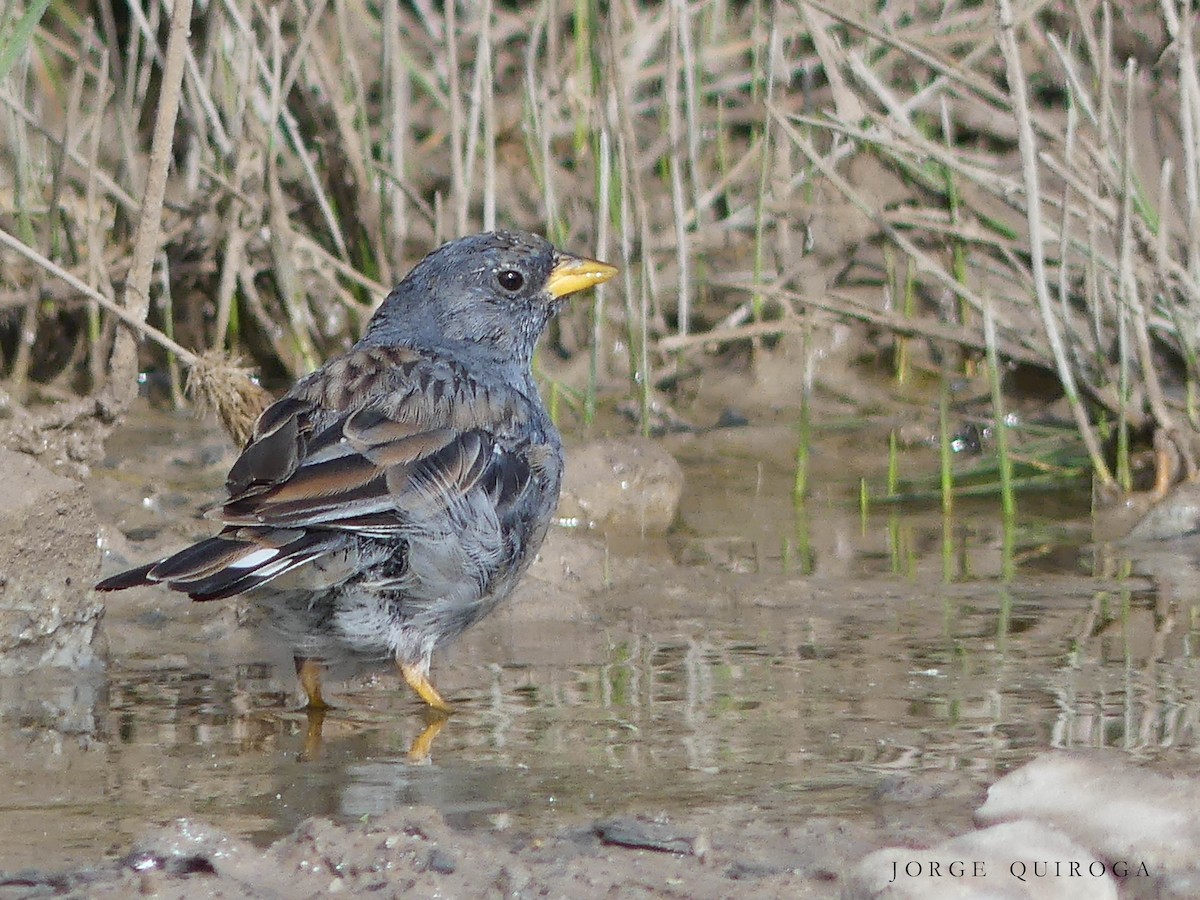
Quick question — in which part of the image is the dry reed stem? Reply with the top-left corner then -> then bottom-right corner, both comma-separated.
3,0 -> 1195,478
667,0 -> 691,336
446,0 -> 466,236
0,225 -> 195,365
996,0 -> 1110,484
103,0 -> 195,420
766,0 -> 1200,482
1,213 -> 263,448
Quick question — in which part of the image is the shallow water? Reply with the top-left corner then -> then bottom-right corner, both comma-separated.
4,408 -> 1199,873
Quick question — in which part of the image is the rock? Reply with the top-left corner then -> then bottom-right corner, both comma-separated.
121,819 -> 232,876
0,448 -> 105,672
593,816 -> 706,857
426,848 -> 457,875
976,751 -> 1200,876
1092,481 -> 1200,543
559,438 -> 683,534
846,820 -> 1117,899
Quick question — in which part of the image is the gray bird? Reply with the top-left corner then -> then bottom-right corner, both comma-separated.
98,230 -> 617,712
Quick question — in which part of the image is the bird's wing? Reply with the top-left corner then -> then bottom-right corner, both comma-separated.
99,345 -> 540,601
219,344 -> 536,534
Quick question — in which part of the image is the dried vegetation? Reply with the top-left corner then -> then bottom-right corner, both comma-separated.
0,0 -> 1196,505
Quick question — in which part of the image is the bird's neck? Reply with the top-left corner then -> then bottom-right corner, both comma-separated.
358,332 -> 536,387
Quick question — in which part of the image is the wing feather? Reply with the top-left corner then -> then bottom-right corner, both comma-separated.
98,344 -> 546,601
214,347 -> 532,534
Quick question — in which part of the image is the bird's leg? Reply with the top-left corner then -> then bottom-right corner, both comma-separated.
300,707 -> 327,761
397,659 -> 452,712
396,659 -> 453,762
294,656 -> 331,710
1152,430 -> 1177,501
407,708 -> 451,763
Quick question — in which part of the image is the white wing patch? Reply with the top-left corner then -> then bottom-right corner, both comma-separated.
229,547 -> 281,569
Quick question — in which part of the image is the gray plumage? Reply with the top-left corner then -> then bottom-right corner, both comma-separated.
98,230 -> 615,697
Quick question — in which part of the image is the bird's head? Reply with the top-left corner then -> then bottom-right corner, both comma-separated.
362,231 -> 617,366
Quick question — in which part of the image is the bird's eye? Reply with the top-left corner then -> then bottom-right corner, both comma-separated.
497,269 -> 524,292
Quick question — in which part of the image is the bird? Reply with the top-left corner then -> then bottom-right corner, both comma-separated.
97,230 -> 617,717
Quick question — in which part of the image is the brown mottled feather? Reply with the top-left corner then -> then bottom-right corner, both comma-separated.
95,229 -> 615,696
215,346 -> 518,533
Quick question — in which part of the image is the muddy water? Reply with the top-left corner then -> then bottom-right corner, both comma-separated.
4,407 -> 1198,873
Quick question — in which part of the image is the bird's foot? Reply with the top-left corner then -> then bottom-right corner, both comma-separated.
397,660 -> 452,712
408,707 -> 451,763
299,706 -> 327,761
397,660 -> 453,762
295,657 -> 332,710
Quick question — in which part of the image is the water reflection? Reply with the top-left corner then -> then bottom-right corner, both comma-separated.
8,560 -> 1200,873
4,412 -> 1200,872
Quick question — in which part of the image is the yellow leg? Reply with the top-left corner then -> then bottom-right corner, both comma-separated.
300,707 -> 327,761
1153,444 -> 1174,501
407,710 -> 450,763
397,660 -> 452,712
295,657 -> 330,710
1152,430 -> 1180,501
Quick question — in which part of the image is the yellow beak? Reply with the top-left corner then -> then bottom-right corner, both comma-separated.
546,254 -> 618,299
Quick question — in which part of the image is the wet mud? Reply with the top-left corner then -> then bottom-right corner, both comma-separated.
3,406 -> 1200,898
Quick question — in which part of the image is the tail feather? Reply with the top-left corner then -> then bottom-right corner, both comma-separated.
95,528 -> 344,601
169,568 -> 286,601
149,534 -> 272,582
95,562 -> 156,592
